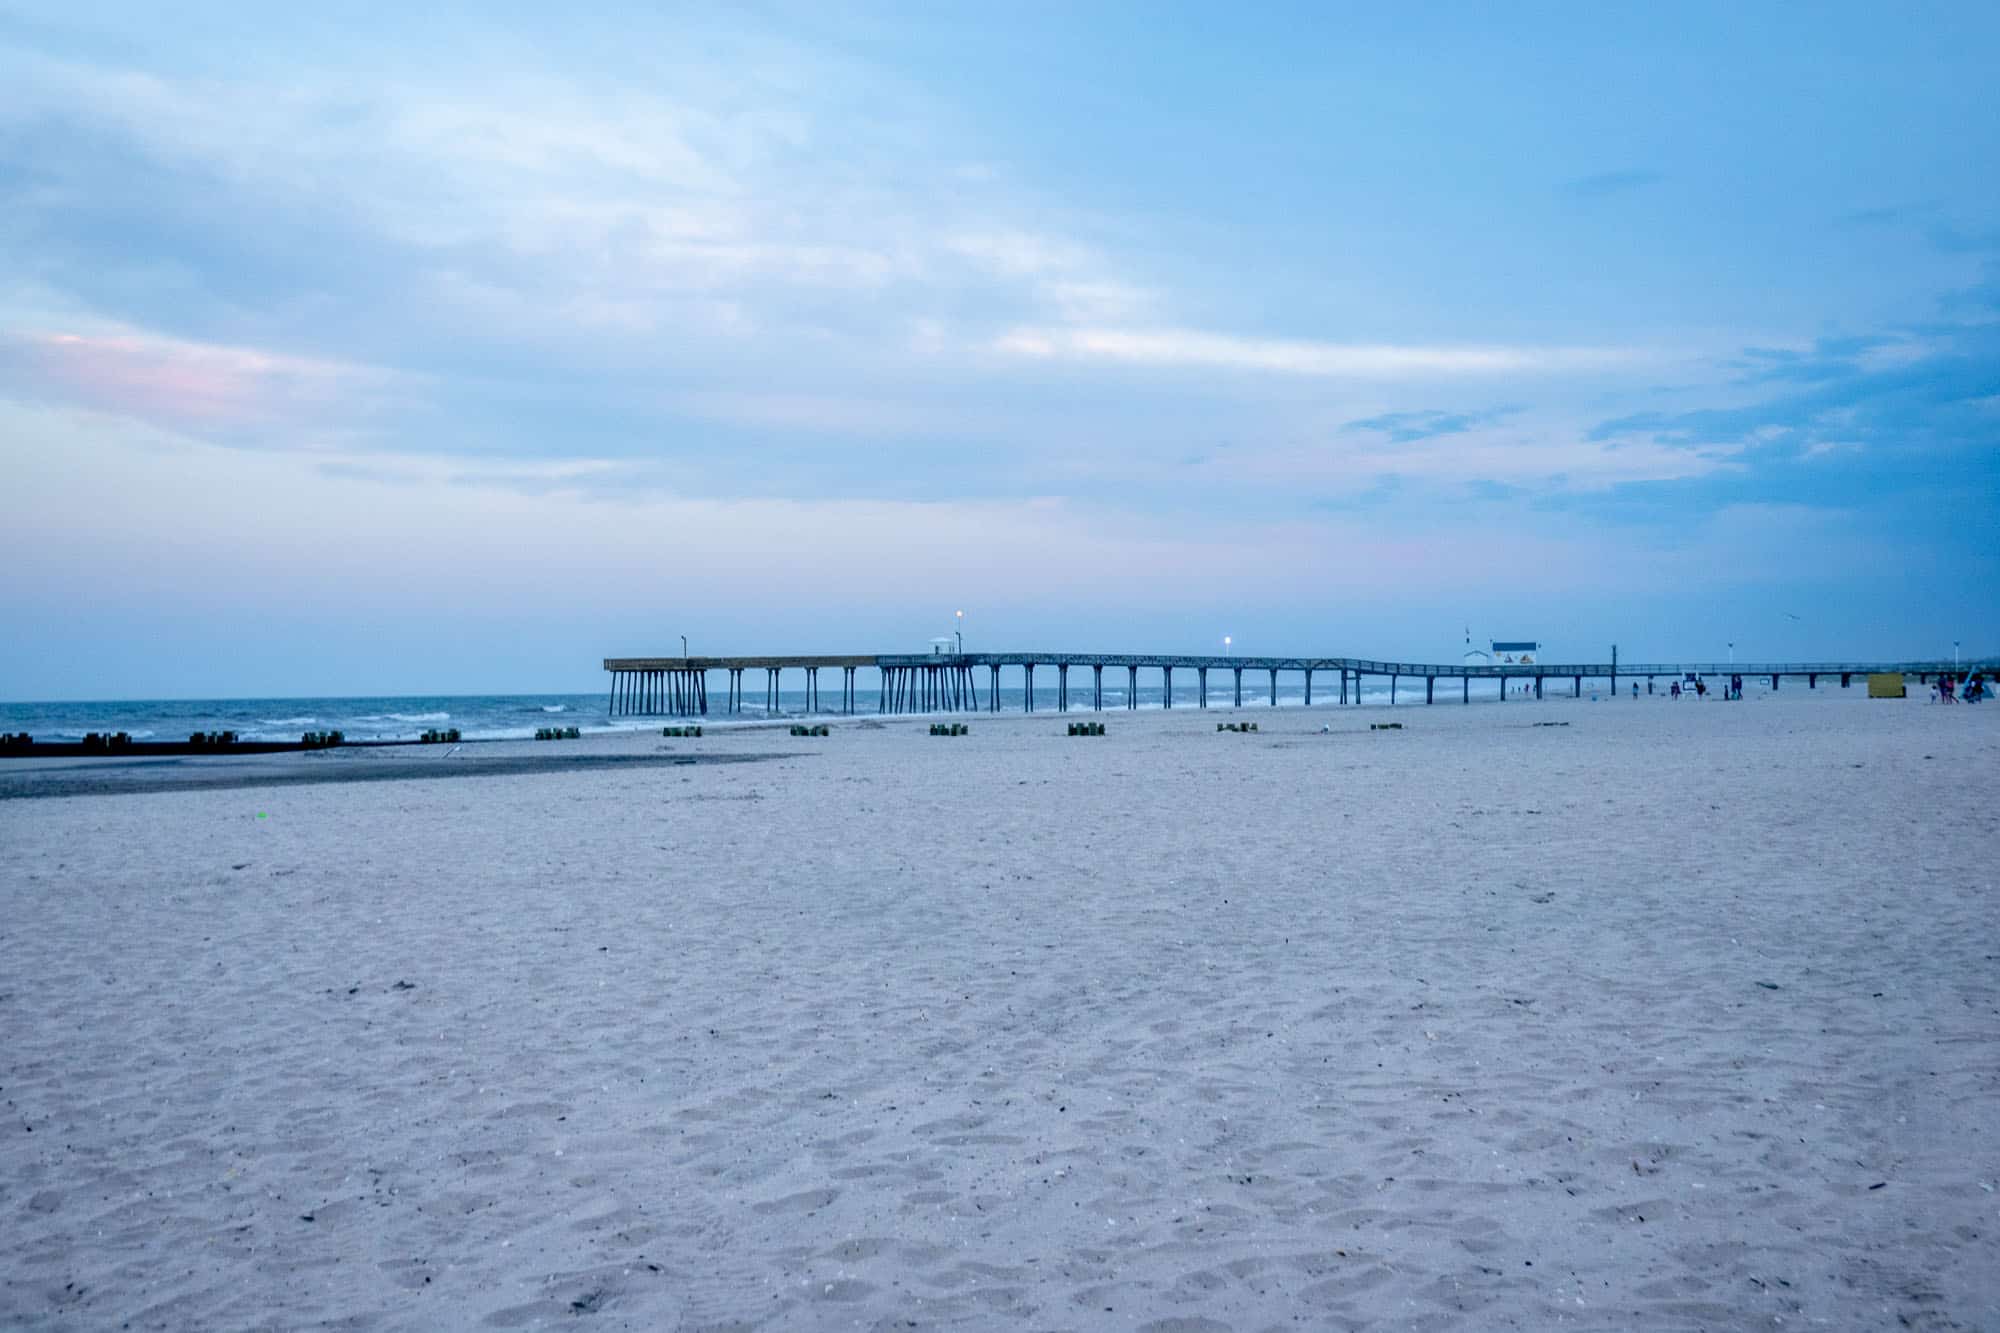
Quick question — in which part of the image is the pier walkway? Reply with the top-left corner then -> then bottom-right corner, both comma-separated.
604,654 -> 1984,717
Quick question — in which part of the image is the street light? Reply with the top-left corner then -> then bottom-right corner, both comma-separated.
1728,641 -> 1734,665
956,610 -> 964,655
1955,641 -> 1961,669
680,634 -> 688,659
1224,635 -> 1233,653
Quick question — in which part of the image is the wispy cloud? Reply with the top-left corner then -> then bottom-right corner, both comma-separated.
0,327 -> 403,440
1343,407 -> 1518,443
994,327 -> 1638,378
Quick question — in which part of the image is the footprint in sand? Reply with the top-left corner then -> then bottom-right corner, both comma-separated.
750,1187 -> 837,1215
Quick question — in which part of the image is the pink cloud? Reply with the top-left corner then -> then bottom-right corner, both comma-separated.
1,329 -> 393,437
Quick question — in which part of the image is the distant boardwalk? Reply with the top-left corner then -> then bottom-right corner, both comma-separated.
603,652 -> 1983,717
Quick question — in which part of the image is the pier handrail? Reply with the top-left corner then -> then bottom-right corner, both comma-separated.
607,653 -> 1986,678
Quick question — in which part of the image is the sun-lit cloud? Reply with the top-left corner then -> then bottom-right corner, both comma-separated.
0,328 -> 404,439
992,327 -> 1641,378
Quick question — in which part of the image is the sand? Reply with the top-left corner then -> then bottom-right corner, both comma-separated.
1,692 -> 1995,1330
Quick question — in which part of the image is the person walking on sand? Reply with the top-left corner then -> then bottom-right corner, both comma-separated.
1671,681 -> 1681,700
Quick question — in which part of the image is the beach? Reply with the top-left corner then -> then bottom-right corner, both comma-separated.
2,692 -> 1995,1330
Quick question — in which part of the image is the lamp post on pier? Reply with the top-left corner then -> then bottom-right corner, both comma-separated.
680,634 -> 688,658
956,610 -> 964,654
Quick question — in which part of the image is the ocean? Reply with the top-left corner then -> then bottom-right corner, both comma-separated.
0,681 -> 1417,744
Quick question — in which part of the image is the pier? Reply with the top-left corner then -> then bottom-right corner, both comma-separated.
603,653 -> 1985,718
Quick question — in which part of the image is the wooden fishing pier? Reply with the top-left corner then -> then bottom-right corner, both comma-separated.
603,652 -> 1984,717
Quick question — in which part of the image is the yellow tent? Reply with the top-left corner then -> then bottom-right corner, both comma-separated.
1867,673 -> 1906,699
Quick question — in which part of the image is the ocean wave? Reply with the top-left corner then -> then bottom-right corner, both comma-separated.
261,716 -> 318,726
56,728 -> 157,739
352,711 -> 451,724
541,704 -> 568,713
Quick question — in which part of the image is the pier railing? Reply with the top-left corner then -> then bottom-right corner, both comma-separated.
604,653 -> 1986,718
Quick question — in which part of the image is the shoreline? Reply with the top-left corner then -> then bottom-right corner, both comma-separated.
0,747 -> 797,801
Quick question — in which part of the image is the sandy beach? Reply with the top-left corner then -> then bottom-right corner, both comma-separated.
2,691 -> 1995,1330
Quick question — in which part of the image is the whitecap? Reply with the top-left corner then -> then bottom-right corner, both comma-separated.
541,704 -> 568,713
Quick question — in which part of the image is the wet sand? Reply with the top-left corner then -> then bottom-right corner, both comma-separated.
1,693 -> 1995,1329
0,745 -> 794,801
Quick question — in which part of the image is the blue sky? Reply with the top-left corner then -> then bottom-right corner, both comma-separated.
2,2 -> 1995,697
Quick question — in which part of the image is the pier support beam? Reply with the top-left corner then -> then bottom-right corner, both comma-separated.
1305,669 -> 1313,706
1575,675 -> 1582,698
1771,674 -> 1780,690
1093,664 -> 1103,710
1128,665 -> 1138,709
607,666 -> 708,717
1059,664 -> 1069,712
1426,676 -> 1434,705
1463,676 -> 1469,704
1535,676 -> 1543,699
1233,667 -> 1243,707
1390,674 -> 1397,706
1198,667 -> 1208,708
1163,666 -> 1173,708
1269,668 -> 1278,705
1024,664 -> 1035,712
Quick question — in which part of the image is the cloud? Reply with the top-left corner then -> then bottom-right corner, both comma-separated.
993,328 -> 1636,378
1343,407 -> 1518,443
0,326 -> 403,441
1592,321 -> 1998,457
0,39 -> 1153,380
1561,169 -> 1665,198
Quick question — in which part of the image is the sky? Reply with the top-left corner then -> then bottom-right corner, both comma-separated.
2,1 -> 1996,698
